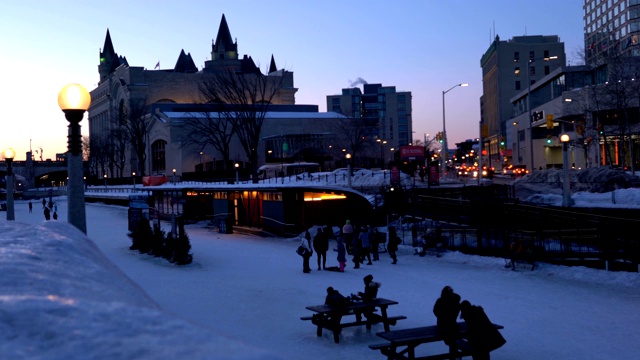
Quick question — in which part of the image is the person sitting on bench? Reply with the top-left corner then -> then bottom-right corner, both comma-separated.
324,287 -> 351,331
352,274 -> 381,323
458,300 -> 506,360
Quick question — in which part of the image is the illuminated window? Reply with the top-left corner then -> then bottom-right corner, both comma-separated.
264,192 -> 282,201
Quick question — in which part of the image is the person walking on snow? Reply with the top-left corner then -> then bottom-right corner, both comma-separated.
300,230 -> 313,273
342,220 -> 354,254
313,227 -> 328,270
388,227 -> 401,264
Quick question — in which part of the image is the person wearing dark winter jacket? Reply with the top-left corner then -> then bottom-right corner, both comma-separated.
387,227 -> 401,264
433,286 -> 461,348
354,274 -> 380,324
459,300 -> 506,360
324,287 -> 350,331
359,226 -> 372,265
313,227 -> 329,270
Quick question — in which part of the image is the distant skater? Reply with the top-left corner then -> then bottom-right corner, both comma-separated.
28,201 -> 32,213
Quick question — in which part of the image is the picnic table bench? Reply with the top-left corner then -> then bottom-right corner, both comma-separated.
302,297 -> 406,343
370,322 -> 504,359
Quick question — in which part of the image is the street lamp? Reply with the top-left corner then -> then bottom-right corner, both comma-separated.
234,163 -> 240,184
560,134 -> 574,207
172,168 -> 177,185
345,153 -> 352,188
527,56 -> 558,172
3,148 -> 16,221
103,174 -> 107,188
442,83 -> 468,180
132,172 -> 136,189
58,83 -> 91,234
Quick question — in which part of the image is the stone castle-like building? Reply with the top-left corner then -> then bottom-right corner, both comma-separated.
88,14 -> 298,178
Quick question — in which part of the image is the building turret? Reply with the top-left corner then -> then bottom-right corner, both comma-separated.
211,14 -> 238,61
98,29 -> 128,83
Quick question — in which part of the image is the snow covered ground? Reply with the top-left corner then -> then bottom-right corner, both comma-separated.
1,196 -> 639,359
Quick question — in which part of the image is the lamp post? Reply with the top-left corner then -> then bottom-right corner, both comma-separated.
132,172 -> 136,189
527,56 -> 558,172
561,134 -> 574,207
58,83 -> 91,234
234,163 -> 239,184
345,153 -> 352,188
103,174 -> 107,188
172,168 -> 177,185
3,148 -> 16,221
442,83 -> 468,180
376,139 -> 387,168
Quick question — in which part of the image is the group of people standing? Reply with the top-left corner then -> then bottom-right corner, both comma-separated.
298,220 -> 402,273
433,286 -> 506,360
28,199 -> 58,220
342,220 -> 400,267
42,199 -> 58,221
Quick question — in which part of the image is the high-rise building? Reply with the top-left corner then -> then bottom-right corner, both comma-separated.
480,35 -> 566,169
584,0 -> 640,65
326,83 -> 413,150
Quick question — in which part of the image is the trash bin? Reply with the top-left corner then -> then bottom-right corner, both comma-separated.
218,217 -> 227,234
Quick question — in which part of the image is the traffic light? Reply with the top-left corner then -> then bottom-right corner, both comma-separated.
546,114 -> 554,129
546,134 -> 552,144
499,137 -> 505,147
598,122 -> 603,135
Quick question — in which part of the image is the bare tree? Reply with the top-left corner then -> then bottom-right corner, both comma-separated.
197,67 -> 285,178
115,97 -> 150,176
182,108 -> 235,175
596,54 -> 640,169
331,115 -> 378,166
89,134 -> 111,178
82,135 -> 91,162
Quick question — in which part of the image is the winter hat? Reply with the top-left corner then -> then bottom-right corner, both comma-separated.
364,274 -> 373,282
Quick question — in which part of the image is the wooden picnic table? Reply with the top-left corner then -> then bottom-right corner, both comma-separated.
370,322 -> 504,359
302,297 -> 406,343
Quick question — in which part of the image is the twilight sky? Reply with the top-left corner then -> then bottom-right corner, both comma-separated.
0,0 -> 584,161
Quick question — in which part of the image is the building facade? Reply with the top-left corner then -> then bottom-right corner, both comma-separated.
88,14 -> 296,179
584,0 -> 640,65
326,83 -> 413,153
480,35 -> 566,171
145,104 -> 347,178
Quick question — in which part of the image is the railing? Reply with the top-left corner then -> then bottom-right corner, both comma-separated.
392,189 -> 640,272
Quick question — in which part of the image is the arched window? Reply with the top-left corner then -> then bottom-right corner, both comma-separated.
151,140 -> 167,173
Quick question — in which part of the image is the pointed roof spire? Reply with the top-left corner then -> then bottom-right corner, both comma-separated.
174,49 -> 198,73
213,14 -> 236,53
268,54 -> 278,73
102,29 -> 115,56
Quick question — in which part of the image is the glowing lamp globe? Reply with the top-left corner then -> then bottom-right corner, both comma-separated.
58,84 -> 91,111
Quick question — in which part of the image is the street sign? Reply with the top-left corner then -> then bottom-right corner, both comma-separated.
532,111 -> 544,122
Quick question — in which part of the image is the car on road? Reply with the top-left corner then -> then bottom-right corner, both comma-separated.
502,164 -> 529,177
